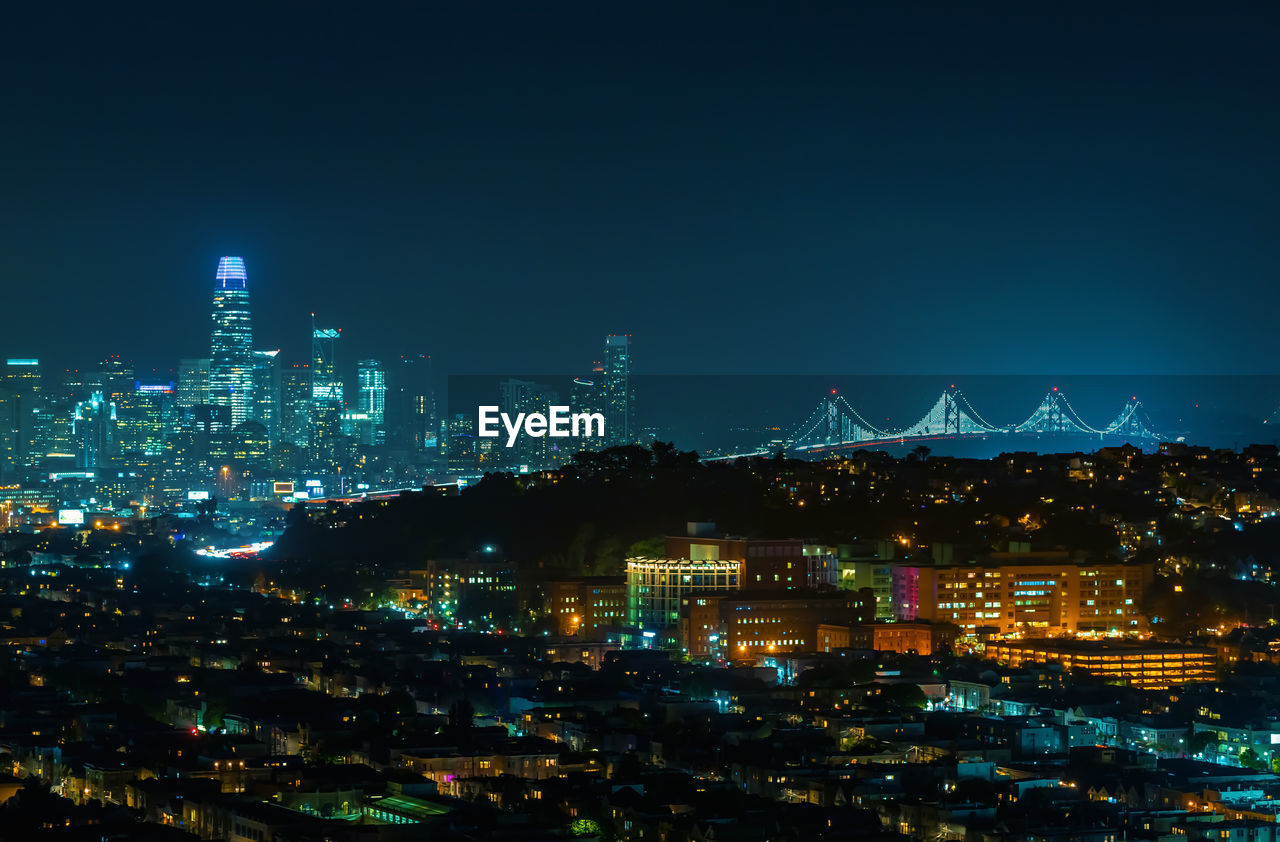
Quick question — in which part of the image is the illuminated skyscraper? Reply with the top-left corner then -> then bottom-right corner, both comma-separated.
176,358 -> 211,409
500,378 -> 559,468
279,365 -> 312,448
356,359 -> 386,446
442,413 -> 477,472
601,334 -> 633,445
92,356 -> 134,403
209,257 -> 254,425
567,374 -> 604,456
34,369 -> 83,464
117,383 -> 174,456
251,350 -> 282,443
73,391 -> 117,468
1,359 -> 42,477
310,320 -> 341,405
310,320 -> 344,467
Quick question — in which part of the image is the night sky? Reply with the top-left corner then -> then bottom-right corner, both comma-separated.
6,4 -> 1280,377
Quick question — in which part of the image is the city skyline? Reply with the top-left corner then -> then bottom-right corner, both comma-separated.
7,7 -> 1280,840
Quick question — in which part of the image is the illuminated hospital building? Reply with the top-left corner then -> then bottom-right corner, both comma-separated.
892,555 -> 1154,637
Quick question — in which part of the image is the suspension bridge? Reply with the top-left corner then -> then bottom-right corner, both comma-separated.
731,386 -> 1162,457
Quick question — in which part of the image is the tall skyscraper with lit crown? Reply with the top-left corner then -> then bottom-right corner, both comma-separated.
208,256 -> 254,425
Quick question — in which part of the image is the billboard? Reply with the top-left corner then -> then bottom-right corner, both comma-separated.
187,490 -> 210,501
57,509 -> 85,526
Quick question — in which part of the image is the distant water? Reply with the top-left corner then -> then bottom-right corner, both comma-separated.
448,374 -> 1280,458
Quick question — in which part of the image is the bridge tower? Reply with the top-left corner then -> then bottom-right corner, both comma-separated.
942,387 -> 960,435
1046,389 -> 1066,433
823,397 -> 841,445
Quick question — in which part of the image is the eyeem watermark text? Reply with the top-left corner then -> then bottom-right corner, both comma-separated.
478,406 -> 606,447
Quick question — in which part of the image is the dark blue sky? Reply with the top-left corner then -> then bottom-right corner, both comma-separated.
5,3 -> 1279,376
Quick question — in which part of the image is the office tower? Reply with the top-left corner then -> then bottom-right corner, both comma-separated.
116,383 -> 174,456
499,378 -> 559,468
3,359 -> 42,399
279,365 -> 312,448
601,334 -> 633,445
570,375 -> 601,414
310,321 -> 344,467
568,375 -> 603,455
1,359 -> 42,477
310,321 -> 341,405
251,350 -> 282,443
209,256 -> 255,425
387,354 -> 435,455
230,420 -> 271,475
176,359 -> 212,409
0,387 -> 17,481
29,405 -> 56,466
37,370 -> 87,464
192,404 -> 232,434
73,391 -> 117,468
442,413 -> 476,472
56,369 -> 89,404
311,403 -> 344,468
92,356 -> 134,402
356,359 -> 386,446
340,408 -> 371,444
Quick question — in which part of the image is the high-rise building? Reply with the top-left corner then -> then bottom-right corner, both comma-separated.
73,391 -> 117,468
279,365 -> 312,448
36,370 -> 86,464
176,358 -> 211,409
3,359 -> 42,396
356,359 -> 386,446
442,413 -> 476,472
601,334 -> 633,445
311,404 -> 346,468
251,350 -> 282,443
209,257 -> 255,425
0,388 -> 18,482
499,378 -> 559,468
230,421 -> 271,475
92,356 -> 134,403
570,375 -> 601,415
310,322 -> 344,466
310,322 -> 341,405
29,404 -> 59,466
1,359 -> 42,477
565,375 -> 604,457
116,383 -> 174,456
387,354 -> 435,455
